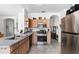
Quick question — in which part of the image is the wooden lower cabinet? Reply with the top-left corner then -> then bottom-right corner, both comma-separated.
32,32 -> 37,45
11,49 -> 18,54
11,37 -> 29,54
47,31 -> 51,44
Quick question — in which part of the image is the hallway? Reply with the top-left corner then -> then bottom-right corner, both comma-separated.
29,40 -> 60,54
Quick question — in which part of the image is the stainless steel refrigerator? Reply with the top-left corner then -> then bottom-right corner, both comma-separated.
61,11 -> 79,53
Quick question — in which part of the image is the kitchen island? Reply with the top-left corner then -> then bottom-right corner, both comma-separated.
0,32 -> 32,54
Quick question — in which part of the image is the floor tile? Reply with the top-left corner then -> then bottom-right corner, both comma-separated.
28,40 -> 60,54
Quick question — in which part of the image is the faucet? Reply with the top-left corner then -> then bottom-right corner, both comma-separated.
13,34 -> 16,39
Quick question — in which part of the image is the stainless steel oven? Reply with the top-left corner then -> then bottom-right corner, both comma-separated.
37,29 -> 47,44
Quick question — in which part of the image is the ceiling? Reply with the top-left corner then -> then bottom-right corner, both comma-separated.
0,4 -> 72,16
27,4 -> 72,13
0,4 -> 24,16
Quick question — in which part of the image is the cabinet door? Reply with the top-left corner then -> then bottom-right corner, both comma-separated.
47,31 -> 51,44
29,19 -> 32,27
10,43 -> 18,53
38,19 -> 43,23
32,20 -> 38,28
18,38 -> 29,54
26,38 -> 29,53
18,39 -> 26,54
43,20 -> 50,28
32,32 -> 37,45
46,20 -> 50,28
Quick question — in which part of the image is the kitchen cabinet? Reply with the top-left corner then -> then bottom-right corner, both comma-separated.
0,34 -> 4,38
47,31 -> 51,44
29,19 -> 38,28
37,19 -> 50,28
32,32 -> 37,45
0,33 -> 32,54
10,42 -> 18,53
38,19 -> 43,23
29,35 -> 32,49
43,19 -> 50,28
29,18 -> 50,28
11,49 -> 17,54
0,32 -> 4,38
11,37 -> 29,54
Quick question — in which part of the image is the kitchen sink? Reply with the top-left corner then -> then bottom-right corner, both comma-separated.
6,37 -> 19,40
16,35 -> 21,37
10,37 -> 15,39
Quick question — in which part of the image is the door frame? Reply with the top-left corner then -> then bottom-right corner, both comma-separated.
50,15 -> 61,43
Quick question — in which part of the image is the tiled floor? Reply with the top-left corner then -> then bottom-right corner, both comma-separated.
28,40 -> 61,54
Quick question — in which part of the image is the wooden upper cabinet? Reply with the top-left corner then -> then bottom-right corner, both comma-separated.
37,19 -> 50,28
29,18 -> 50,28
47,20 -> 50,28
38,19 -> 43,23
29,19 -> 38,28
43,19 -> 50,28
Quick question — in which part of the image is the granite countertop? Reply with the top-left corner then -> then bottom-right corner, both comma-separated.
0,32 -> 32,47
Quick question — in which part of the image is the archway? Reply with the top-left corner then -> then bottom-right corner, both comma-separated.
50,15 -> 60,43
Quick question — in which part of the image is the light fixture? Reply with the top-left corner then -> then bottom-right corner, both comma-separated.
41,11 -> 46,13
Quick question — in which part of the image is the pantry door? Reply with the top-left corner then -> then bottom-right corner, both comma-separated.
5,18 -> 14,36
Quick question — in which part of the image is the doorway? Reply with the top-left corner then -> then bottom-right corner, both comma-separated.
5,18 -> 14,36
50,15 -> 60,42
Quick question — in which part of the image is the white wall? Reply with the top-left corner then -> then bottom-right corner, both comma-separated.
0,8 -> 28,36
28,12 -> 60,19
17,8 -> 28,34
0,16 -> 17,36
0,4 -> 24,16
18,9 -> 24,33
0,4 -> 29,36
59,9 -> 67,19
